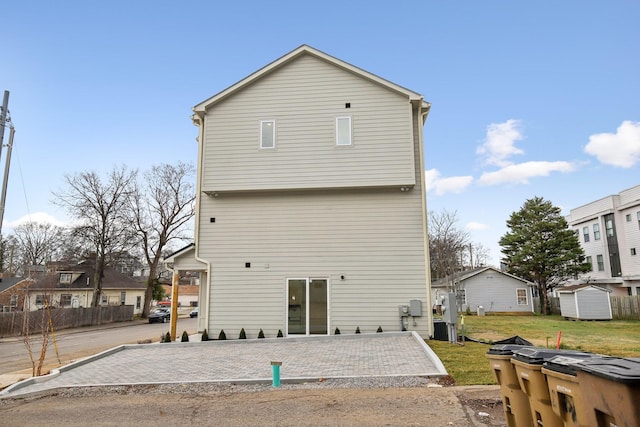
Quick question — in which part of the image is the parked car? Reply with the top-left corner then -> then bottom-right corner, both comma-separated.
148,308 -> 171,323
157,300 -> 171,307
189,307 -> 198,318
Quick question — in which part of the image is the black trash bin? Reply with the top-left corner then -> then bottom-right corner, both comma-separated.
486,344 -> 534,427
432,320 -> 448,341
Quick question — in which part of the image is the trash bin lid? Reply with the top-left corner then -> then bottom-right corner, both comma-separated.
512,347 -> 592,365
487,344 -> 533,356
578,357 -> 640,384
543,354 -> 600,376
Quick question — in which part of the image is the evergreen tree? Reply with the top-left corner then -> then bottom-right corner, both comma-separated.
499,197 -> 590,314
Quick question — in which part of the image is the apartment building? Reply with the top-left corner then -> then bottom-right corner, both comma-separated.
566,185 -> 640,296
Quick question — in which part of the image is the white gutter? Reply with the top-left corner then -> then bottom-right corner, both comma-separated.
191,111 -> 212,332
416,98 -> 433,338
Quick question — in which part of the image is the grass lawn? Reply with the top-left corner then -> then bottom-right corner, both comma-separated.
427,314 -> 640,386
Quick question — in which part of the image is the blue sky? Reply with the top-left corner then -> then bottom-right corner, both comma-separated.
2,1 -> 639,264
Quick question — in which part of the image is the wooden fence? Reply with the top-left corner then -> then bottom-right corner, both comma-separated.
0,305 -> 134,337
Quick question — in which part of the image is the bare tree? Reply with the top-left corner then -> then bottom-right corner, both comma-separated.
12,222 -> 65,271
428,209 -> 470,284
127,162 -> 195,318
464,242 -> 491,268
53,166 -> 137,307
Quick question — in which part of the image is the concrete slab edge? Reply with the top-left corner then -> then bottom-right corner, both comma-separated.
0,345 -> 127,397
411,331 -> 448,375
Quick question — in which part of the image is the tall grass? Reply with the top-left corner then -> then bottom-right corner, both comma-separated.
428,315 -> 640,386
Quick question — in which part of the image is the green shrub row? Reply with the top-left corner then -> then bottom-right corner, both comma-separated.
198,326 -> 385,341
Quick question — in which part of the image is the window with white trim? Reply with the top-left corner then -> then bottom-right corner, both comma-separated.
597,254 -> 605,271
260,120 -> 275,149
101,295 -> 108,305
583,226 -> 590,242
585,256 -> 592,271
10,295 -> 17,307
336,117 -> 352,146
626,214 -> 632,222
455,289 -> 467,306
35,295 -> 46,305
593,223 -> 600,240
59,273 -> 72,284
516,288 -> 528,305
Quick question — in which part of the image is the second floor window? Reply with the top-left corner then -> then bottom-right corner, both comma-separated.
593,223 -> 600,240
583,227 -> 590,242
260,120 -> 275,149
336,117 -> 352,146
59,273 -> 72,284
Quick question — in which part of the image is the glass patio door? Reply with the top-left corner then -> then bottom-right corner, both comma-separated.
287,278 -> 327,335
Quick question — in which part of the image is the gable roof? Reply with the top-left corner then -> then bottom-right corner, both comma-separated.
432,266 -> 534,288
0,277 -> 30,294
192,45 -> 430,118
557,284 -> 611,293
28,264 -> 146,291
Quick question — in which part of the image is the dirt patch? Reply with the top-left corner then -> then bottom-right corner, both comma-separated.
1,383 -> 506,426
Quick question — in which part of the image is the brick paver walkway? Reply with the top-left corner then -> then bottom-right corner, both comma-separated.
1,332 -> 447,398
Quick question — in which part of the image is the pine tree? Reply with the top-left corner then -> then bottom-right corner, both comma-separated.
500,196 -> 590,314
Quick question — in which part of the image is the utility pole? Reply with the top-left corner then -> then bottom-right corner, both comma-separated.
0,91 -> 9,167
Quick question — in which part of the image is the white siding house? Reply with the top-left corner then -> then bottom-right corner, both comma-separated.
431,267 -> 535,314
566,184 -> 640,296
167,46 -> 433,338
558,284 -> 612,320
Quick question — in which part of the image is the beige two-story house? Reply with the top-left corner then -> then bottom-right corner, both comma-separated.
167,45 -> 433,338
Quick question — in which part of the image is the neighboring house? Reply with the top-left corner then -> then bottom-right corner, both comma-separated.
19,261 -> 147,315
159,284 -> 199,307
164,45 -> 433,338
0,276 -> 31,312
566,184 -> 640,296
557,284 -> 612,320
431,267 -> 535,314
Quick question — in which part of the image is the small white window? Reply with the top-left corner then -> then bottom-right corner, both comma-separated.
59,273 -> 72,284
336,117 -> 352,146
516,288 -> 528,305
260,120 -> 275,149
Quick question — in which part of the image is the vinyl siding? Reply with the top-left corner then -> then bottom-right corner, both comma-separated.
560,287 -> 611,320
462,271 -> 532,313
201,54 -> 416,193
199,187 -> 428,338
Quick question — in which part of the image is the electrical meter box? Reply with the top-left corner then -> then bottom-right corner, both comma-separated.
441,292 -> 458,325
409,299 -> 422,317
398,305 -> 410,317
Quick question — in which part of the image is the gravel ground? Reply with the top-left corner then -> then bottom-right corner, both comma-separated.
0,377 -> 506,426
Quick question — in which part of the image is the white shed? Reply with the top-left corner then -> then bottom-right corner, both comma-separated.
557,284 -> 612,320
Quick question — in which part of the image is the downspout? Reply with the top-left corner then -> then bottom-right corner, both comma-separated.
191,110 -> 212,333
416,98 -> 433,338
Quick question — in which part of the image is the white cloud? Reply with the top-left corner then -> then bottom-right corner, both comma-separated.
584,120 -> 640,168
425,169 -> 473,195
466,222 -> 489,231
478,161 -> 576,186
3,212 -> 70,230
476,119 -> 524,167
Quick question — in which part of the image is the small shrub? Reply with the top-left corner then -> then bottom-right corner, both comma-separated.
181,331 -> 189,342
239,328 -> 246,339
355,327 -> 361,334
218,329 -> 227,340
277,329 -> 283,338
201,329 -> 209,341
258,329 -> 265,338
376,326 -> 383,333
163,332 -> 172,343
465,306 -> 472,316
334,327 -> 341,335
